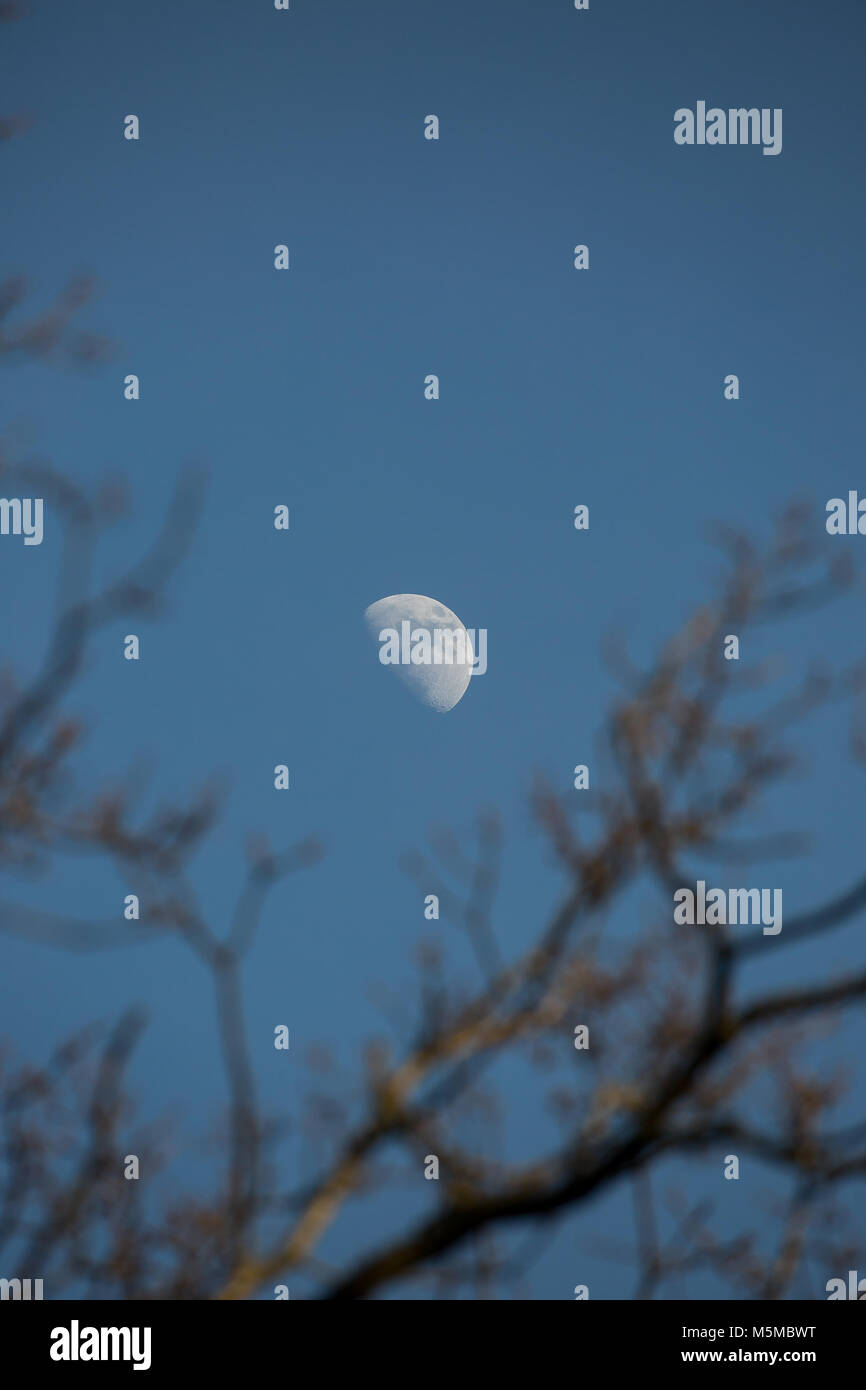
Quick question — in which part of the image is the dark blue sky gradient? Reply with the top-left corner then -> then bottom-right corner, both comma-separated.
2,0 -> 865,1297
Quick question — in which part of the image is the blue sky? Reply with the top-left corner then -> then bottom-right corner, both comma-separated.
2,0 -> 866,1298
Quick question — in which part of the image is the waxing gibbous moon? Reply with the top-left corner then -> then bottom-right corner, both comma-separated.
364,593 -> 475,713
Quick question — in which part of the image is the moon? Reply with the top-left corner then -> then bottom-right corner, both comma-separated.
364,594 -> 475,713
